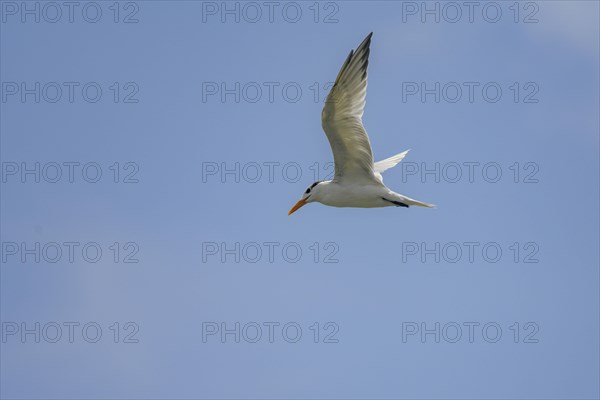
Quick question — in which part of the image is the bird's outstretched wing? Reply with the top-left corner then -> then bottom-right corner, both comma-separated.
321,32 -> 378,184
373,150 -> 410,183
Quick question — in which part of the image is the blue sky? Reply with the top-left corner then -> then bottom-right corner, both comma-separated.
1,1 -> 599,398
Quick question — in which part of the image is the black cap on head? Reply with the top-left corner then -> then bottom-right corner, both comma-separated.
305,181 -> 321,194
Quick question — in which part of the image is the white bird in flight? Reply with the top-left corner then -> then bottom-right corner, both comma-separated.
288,32 -> 434,216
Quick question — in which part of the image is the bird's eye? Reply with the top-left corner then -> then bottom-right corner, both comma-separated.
305,188 -> 311,194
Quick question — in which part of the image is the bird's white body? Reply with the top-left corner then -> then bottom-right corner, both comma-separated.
310,178 -> 429,209
288,33 -> 434,215
313,180 -> 390,208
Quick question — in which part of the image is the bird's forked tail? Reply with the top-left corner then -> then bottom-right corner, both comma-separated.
392,193 -> 435,208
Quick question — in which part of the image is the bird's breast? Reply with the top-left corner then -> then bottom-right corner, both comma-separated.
319,183 -> 392,208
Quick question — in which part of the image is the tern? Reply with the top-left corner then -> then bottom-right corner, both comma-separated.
288,32 -> 434,216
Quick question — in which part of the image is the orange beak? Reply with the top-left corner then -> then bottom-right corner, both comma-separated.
288,199 -> 307,216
